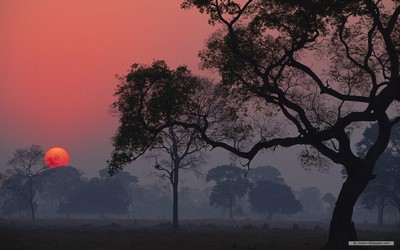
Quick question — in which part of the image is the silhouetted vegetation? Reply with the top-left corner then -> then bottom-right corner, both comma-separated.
206,165 -> 251,220
1,145 -> 47,222
358,122 -> 400,226
182,1 -> 400,248
249,180 -> 302,219
108,61 -> 210,229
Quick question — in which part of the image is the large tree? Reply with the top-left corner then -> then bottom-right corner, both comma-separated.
2,145 -> 47,222
108,60 -> 216,229
179,1 -> 400,249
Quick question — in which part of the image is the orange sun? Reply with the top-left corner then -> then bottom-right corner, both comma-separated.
45,147 -> 70,168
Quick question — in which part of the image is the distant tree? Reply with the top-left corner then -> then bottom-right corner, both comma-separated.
357,122 -> 400,226
39,166 -> 83,212
297,187 -> 324,217
322,193 -> 337,217
247,165 -> 284,184
206,165 -> 251,220
108,60 -> 216,229
179,186 -> 211,218
59,169 -> 138,217
129,184 -> 172,219
249,180 -> 302,219
1,145 -> 47,221
1,180 -> 32,217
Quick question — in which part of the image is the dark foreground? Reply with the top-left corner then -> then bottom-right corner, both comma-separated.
0,219 -> 398,250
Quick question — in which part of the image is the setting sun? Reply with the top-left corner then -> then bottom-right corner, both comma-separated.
45,147 -> 70,168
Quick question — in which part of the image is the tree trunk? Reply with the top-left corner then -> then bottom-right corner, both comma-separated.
28,178 -> 36,222
172,168 -> 179,230
29,201 -> 36,222
378,202 -> 384,226
229,199 -> 233,220
325,174 -> 370,250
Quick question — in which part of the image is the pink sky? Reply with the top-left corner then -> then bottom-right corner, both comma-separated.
0,0 -> 214,176
0,0 -> 342,194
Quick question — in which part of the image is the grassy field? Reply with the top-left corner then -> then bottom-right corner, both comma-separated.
0,219 -> 398,250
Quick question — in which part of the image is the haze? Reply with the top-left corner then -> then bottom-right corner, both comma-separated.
0,0 -> 343,195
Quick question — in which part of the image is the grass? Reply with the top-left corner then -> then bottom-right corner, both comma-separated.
0,219 -> 398,250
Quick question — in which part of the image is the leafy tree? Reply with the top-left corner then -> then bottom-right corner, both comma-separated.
108,60 -> 221,229
1,145 -> 47,221
297,186 -> 324,218
206,164 -> 250,220
178,1 -> 400,248
59,169 -> 137,217
39,166 -> 83,211
357,122 -> 400,226
1,181 -> 32,217
249,180 -> 301,219
247,165 -> 284,184
322,193 -> 337,217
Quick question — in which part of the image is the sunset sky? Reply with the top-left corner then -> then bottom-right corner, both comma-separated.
0,0 -> 343,195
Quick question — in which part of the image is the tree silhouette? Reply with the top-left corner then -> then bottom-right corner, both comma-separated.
1,145 -> 47,222
322,193 -> 337,217
59,169 -> 137,217
206,165 -> 250,220
247,165 -> 284,184
357,122 -> 400,226
297,186 -> 324,218
249,180 -> 301,219
108,61 -> 211,229
179,1 -> 400,248
39,166 -> 83,213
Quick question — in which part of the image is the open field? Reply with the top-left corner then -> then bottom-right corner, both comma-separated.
0,219 -> 398,250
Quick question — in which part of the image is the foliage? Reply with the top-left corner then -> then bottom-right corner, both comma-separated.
109,60 -> 209,173
248,180 -> 302,219
39,166 -> 83,205
296,187 -> 324,217
246,165 -> 284,184
109,60 -> 215,229
321,193 -> 336,216
357,122 -> 400,225
179,1 -> 400,248
206,164 -> 251,219
59,169 -> 138,216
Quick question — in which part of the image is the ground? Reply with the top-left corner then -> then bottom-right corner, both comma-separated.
0,219 -> 398,250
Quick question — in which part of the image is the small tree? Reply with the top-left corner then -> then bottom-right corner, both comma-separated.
206,164 -> 250,220
249,180 -> 302,219
2,145 -> 47,222
357,122 -> 400,226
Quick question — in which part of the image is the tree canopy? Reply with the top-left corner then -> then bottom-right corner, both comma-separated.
357,122 -> 400,225
207,164 -> 251,219
249,179 -> 302,219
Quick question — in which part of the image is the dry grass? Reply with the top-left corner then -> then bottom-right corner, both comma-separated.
0,219 -> 398,250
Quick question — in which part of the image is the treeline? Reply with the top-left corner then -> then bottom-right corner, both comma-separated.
0,148 -> 335,221
1,145 -> 398,224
